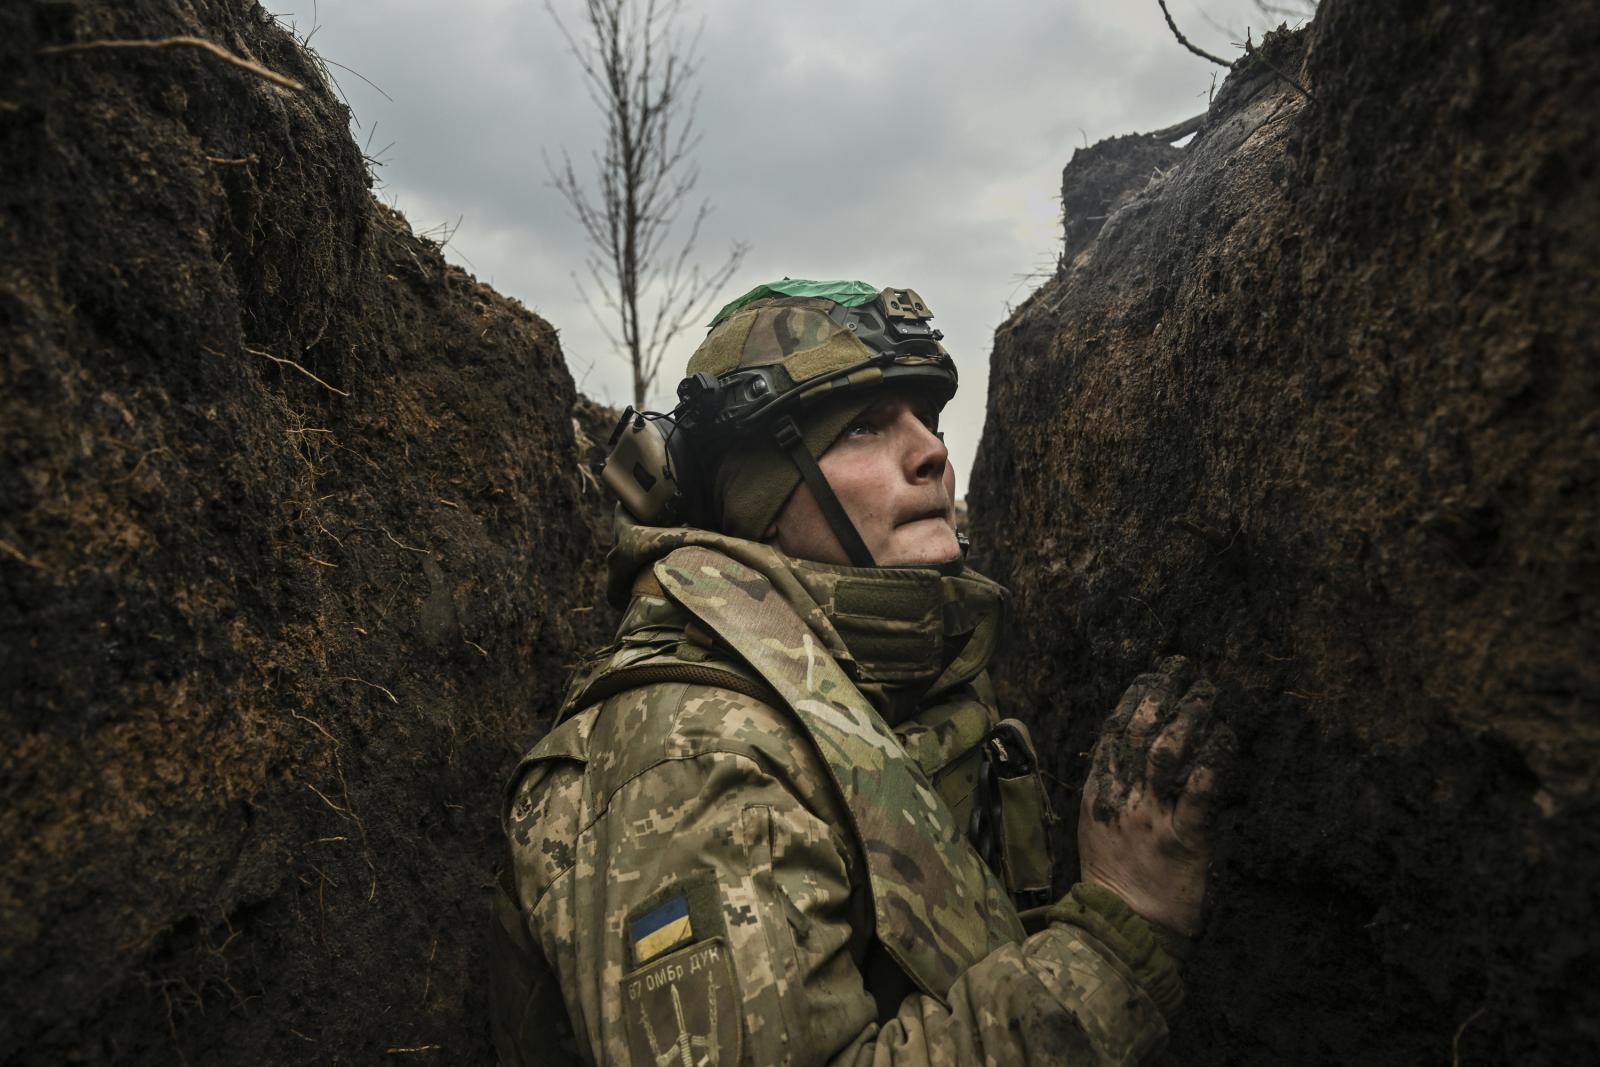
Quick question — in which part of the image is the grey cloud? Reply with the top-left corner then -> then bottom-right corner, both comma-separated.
269,0 -> 1280,490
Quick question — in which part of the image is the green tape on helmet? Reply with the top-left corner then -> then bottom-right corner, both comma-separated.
708,278 -> 883,327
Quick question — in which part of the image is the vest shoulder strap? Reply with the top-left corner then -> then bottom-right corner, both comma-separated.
570,658 -> 777,711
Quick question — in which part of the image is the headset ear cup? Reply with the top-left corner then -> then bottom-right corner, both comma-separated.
601,410 -> 695,526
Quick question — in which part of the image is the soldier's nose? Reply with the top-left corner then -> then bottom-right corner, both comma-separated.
905,416 -> 948,483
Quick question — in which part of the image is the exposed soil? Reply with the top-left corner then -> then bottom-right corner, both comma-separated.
971,4 -> 1598,1065
1,1 -> 603,1062
1058,131 -> 1186,267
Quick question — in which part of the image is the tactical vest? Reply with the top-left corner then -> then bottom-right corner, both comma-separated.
492,544 -> 1054,1059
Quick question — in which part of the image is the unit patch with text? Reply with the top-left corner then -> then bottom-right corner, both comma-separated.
622,936 -> 739,1066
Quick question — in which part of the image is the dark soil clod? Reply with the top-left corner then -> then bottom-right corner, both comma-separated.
1,1 -> 610,1062
972,8 -> 1599,1065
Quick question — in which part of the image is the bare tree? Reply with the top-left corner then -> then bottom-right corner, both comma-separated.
546,0 -> 748,408
1157,0 -> 1235,67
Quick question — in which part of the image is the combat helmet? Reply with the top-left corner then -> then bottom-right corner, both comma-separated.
601,279 -> 958,566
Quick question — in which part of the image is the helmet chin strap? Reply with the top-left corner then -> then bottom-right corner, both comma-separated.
772,416 -> 877,568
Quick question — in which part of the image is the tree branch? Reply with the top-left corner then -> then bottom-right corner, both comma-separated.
38,35 -> 305,90
1155,0 -> 1234,69
1149,113 -> 1207,142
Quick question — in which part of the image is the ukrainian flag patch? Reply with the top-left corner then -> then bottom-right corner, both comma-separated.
631,894 -> 694,964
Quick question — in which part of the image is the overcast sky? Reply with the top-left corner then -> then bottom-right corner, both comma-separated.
266,0 -> 1306,496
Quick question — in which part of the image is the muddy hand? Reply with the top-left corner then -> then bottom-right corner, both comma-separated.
1079,655 -> 1225,937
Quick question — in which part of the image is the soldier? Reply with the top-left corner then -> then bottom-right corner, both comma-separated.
491,279 -> 1226,1065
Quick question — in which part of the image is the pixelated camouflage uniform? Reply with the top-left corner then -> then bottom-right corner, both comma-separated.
490,516 -> 1188,1066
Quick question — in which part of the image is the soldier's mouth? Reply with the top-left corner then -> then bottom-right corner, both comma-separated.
897,507 -> 952,527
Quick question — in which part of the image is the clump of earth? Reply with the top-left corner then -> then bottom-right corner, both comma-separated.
2,1 -> 604,1060
971,6 -> 1598,1064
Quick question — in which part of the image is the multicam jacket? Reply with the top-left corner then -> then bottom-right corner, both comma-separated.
490,518 -> 1185,1066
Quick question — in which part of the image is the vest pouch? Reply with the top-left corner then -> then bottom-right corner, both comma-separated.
969,719 -> 1055,909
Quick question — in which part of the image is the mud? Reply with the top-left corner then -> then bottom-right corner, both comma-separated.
971,3 -> 1598,1064
1089,656 -> 1205,824
1,1 -> 600,1062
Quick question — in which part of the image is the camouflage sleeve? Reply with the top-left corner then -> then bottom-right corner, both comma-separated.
510,718 -> 1178,1067
830,899 -> 1178,1067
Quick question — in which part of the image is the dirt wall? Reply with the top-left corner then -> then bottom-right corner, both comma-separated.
970,3 -> 1597,1064
1,1 -> 598,1062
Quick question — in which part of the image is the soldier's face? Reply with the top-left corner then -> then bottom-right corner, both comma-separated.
767,393 -> 959,566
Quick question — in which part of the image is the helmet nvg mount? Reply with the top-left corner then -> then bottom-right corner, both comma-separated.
601,279 -> 958,566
